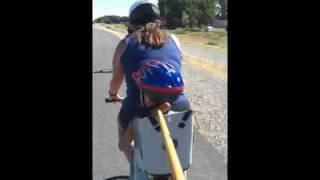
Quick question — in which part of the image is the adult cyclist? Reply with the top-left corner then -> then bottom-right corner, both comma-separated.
105,0 -> 190,162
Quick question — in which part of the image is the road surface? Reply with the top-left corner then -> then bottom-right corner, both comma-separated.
92,28 -> 227,180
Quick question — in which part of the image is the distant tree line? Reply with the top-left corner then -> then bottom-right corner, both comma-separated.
93,15 -> 129,24
158,0 -> 227,29
93,0 -> 227,29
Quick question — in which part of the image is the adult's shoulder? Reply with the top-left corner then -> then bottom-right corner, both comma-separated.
116,37 -> 129,54
168,33 -> 182,52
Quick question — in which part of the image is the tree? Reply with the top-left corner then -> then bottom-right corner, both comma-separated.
158,0 -> 217,28
93,15 -> 129,24
181,11 -> 190,27
158,0 -> 185,29
216,0 -> 227,20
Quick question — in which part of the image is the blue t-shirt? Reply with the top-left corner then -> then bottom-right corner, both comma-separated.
120,34 -> 190,112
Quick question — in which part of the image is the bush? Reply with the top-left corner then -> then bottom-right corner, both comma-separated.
174,28 -> 187,34
207,41 -> 218,46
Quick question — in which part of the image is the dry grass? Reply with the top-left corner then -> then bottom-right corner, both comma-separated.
172,28 -> 227,53
182,50 -> 227,79
110,24 -> 127,33
98,23 -> 127,33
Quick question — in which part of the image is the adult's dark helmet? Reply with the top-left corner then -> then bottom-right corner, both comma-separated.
129,0 -> 160,26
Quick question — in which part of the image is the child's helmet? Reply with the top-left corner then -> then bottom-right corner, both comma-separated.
132,60 -> 184,95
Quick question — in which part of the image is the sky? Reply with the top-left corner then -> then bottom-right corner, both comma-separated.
93,0 -> 159,20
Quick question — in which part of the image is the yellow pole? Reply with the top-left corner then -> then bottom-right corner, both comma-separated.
157,109 -> 185,180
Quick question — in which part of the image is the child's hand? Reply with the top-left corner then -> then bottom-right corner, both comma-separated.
152,102 -> 171,117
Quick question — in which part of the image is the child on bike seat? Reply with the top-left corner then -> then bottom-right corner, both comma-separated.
118,60 -> 189,161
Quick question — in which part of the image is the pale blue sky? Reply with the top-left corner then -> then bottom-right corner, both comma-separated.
93,0 -> 159,20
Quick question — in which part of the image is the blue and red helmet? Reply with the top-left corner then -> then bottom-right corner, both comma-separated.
131,60 -> 184,94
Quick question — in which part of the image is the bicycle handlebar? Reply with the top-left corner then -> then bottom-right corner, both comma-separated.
105,98 -> 123,103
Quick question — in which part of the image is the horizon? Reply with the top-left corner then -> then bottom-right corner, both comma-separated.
93,0 -> 159,20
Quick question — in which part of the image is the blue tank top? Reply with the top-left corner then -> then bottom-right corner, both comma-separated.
120,34 -> 190,111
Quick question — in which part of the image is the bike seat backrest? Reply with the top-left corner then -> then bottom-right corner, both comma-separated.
133,110 -> 194,175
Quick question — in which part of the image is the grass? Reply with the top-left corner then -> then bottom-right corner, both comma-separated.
97,23 -> 126,39
170,27 -> 202,35
170,27 -> 227,52
98,23 -> 127,34
207,41 -> 218,46
112,24 -> 127,33
182,50 -> 227,79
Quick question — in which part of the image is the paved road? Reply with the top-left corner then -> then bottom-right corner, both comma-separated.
92,28 -> 227,180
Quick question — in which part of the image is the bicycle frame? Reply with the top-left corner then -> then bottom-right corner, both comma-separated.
156,109 -> 185,180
